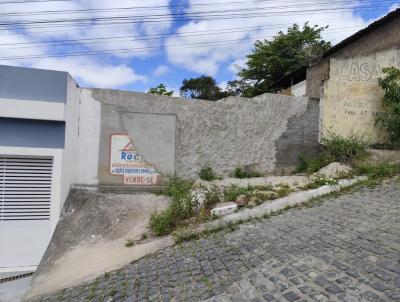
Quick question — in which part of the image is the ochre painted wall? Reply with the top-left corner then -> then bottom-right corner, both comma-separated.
320,49 -> 400,143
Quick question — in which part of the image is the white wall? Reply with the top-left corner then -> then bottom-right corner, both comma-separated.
59,76 -> 80,211
75,89 -> 101,185
291,80 -> 306,97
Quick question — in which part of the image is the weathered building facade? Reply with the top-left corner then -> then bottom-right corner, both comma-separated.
307,9 -> 400,142
274,8 -> 400,143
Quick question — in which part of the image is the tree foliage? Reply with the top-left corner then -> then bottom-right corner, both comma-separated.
238,23 -> 331,97
180,75 -> 232,101
376,67 -> 400,147
147,83 -> 174,96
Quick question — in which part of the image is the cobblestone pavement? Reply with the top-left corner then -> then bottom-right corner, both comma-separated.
36,181 -> 400,302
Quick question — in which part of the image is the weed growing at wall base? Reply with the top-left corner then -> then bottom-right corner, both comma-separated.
150,175 -> 224,236
150,175 -> 194,236
199,165 -> 218,181
296,132 -> 369,174
321,132 -> 369,163
233,166 -> 262,178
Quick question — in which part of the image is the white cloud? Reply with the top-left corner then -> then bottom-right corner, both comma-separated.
0,0 -> 171,88
165,0 -> 373,76
153,65 -> 169,77
228,58 -> 247,75
31,57 -> 147,88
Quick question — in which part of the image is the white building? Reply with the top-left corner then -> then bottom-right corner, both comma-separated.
0,65 -> 80,273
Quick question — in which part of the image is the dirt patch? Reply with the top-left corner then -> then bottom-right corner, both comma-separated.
25,189 -> 170,300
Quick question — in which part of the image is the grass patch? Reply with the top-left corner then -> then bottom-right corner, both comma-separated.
150,175 -> 195,236
199,165 -> 218,181
203,184 -> 223,208
295,153 -> 329,174
233,166 -> 262,178
273,183 -> 292,198
223,184 -> 253,201
300,177 -> 338,190
354,162 -> 400,179
125,239 -> 135,248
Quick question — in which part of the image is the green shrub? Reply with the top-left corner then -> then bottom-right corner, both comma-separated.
203,184 -> 222,209
322,132 -> 369,163
233,166 -> 262,178
376,67 -> 400,147
150,210 -> 174,236
295,153 -> 308,173
296,132 -> 369,174
223,185 -> 253,201
163,174 -> 193,199
151,175 -> 195,236
199,165 -> 217,181
295,153 -> 328,174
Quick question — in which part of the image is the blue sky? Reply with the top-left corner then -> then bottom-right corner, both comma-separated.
0,0 -> 398,96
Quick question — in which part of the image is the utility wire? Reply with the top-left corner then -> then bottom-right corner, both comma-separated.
1,25 -> 365,50
0,27 -> 366,61
0,1 -> 387,35
0,2 -> 391,28
0,0 -> 380,16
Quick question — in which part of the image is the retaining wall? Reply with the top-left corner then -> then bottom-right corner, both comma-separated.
77,89 -> 320,185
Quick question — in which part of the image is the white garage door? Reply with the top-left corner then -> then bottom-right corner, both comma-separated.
0,156 -> 54,272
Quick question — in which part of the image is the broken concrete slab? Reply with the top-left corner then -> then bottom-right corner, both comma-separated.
211,202 -> 238,217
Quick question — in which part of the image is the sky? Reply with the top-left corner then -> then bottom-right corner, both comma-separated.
0,0 -> 398,96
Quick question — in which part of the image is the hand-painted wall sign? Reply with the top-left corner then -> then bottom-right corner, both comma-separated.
109,133 -> 160,185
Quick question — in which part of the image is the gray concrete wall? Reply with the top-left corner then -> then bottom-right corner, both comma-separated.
306,17 -> 400,99
0,65 -> 68,102
81,89 -> 319,183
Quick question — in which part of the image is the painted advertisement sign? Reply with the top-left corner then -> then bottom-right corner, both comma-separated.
109,134 -> 160,185
321,49 -> 400,143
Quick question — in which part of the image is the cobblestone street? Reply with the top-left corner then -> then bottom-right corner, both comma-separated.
36,181 -> 400,302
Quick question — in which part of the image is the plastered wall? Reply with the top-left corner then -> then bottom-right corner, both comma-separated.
76,89 -> 320,185
320,49 -> 400,143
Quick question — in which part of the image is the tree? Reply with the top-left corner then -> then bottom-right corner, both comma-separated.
376,67 -> 400,147
180,75 -> 229,101
238,23 -> 331,97
147,84 -> 174,96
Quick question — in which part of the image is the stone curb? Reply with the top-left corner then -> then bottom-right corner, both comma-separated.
177,176 -> 368,238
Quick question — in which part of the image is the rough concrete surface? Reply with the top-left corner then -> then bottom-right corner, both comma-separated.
87,89 -> 319,182
31,180 -> 400,302
25,190 -> 170,300
369,149 -> 400,164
